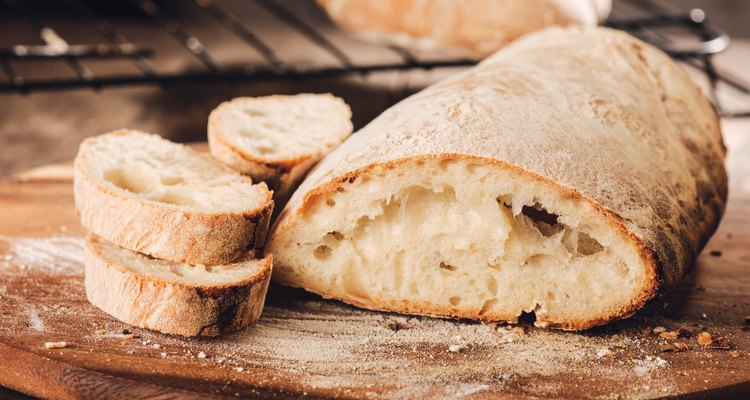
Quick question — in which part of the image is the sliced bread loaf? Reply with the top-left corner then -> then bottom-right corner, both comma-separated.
208,94 -> 353,200
267,27 -> 727,330
85,234 -> 272,337
74,129 -> 273,265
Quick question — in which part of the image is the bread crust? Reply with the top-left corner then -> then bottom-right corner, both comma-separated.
74,132 -> 274,266
207,94 -> 352,200
85,234 -> 272,337
268,27 -> 727,330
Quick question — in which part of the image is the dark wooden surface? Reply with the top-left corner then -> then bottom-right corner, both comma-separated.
0,130 -> 748,399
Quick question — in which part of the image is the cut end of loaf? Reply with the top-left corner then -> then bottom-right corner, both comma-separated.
269,156 -> 657,330
85,234 -> 272,337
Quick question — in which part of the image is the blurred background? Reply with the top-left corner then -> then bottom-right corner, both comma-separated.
0,0 -> 748,177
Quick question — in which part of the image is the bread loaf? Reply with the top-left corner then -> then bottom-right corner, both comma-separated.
74,129 -> 273,265
85,234 -> 272,337
317,0 -> 611,57
267,27 -> 727,330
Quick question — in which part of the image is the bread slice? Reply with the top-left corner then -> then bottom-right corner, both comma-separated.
74,129 -> 273,265
317,0 -> 611,57
208,94 -> 353,200
267,27 -> 727,330
85,234 -> 272,337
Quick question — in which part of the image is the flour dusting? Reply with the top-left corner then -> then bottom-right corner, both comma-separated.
27,307 -> 45,332
1,236 -> 84,274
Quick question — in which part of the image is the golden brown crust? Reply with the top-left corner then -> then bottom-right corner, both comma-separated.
85,234 -> 272,337
74,140 -> 274,265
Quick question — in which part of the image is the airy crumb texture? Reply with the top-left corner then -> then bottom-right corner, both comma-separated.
80,130 -> 268,212
270,158 -> 651,330
84,234 -> 272,337
74,129 -> 274,265
268,27 -> 726,330
208,93 -> 352,199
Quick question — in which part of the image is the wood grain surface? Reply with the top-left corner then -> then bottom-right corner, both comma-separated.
0,126 -> 749,399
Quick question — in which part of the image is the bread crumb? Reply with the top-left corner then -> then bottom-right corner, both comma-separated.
448,344 -> 464,353
94,329 -> 108,335
731,351 -> 740,358
153,343 -> 161,349
659,331 -> 679,340
652,326 -> 666,334
701,313 -> 708,319
198,351 -> 207,359
160,352 -> 167,357
596,348 -> 611,358
44,341 -> 67,349
511,327 -> 526,336
661,342 -> 689,352
634,356 -> 669,376
236,367 -> 244,372
3,254 -> 13,261
697,332 -> 713,345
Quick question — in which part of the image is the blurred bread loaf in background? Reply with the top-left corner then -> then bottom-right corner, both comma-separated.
317,0 -> 611,57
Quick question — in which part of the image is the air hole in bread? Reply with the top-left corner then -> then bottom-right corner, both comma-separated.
327,231 -> 344,240
480,299 -> 498,315
521,204 -> 562,237
160,176 -> 184,186
314,245 -> 332,260
155,192 -> 195,206
486,275 -> 498,295
577,232 -> 604,256
439,261 -> 456,271
103,168 -> 154,194
519,310 -> 537,324
524,254 -> 553,267
502,197 -> 605,258
449,296 -> 461,306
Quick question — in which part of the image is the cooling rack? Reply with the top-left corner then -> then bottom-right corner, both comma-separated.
0,0 -> 747,117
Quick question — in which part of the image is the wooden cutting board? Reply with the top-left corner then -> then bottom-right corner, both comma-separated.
1,125 -> 749,399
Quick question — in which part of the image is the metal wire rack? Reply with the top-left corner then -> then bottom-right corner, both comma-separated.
1,0 -> 748,118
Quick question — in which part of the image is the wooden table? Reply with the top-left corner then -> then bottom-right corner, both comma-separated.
0,120 -> 748,399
